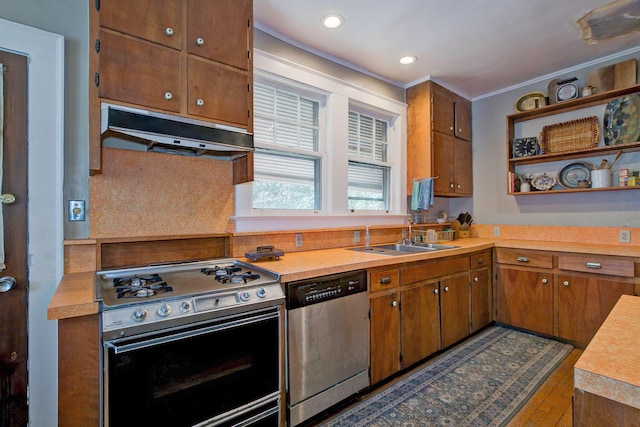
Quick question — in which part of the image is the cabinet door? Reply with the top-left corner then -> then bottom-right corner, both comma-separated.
187,57 -> 250,126
433,132 -> 455,194
557,274 -> 634,345
454,138 -> 472,196
471,266 -> 491,333
496,267 -> 553,335
440,272 -> 471,348
454,96 -> 472,141
99,31 -> 181,112
370,292 -> 400,384
432,85 -> 454,135
400,281 -> 440,368
187,0 -> 251,70
99,0 -> 183,50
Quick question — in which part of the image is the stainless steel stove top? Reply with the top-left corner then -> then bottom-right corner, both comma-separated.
96,259 -> 283,338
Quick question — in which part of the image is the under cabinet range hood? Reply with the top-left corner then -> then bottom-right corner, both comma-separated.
100,104 -> 253,160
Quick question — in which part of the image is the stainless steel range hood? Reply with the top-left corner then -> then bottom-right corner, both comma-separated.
100,104 -> 253,160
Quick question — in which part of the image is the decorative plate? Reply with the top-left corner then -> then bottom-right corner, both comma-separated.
514,92 -> 547,112
531,173 -> 555,191
604,94 -> 640,145
557,162 -> 593,189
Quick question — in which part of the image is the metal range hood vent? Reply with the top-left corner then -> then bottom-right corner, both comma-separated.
100,104 -> 253,160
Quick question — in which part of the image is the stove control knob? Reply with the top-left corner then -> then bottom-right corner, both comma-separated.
240,291 -> 251,302
132,308 -> 147,322
180,301 -> 192,313
256,288 -> 267,298
157,303 -> 172,317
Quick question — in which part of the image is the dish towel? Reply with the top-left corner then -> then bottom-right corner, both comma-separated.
411,178 -> 434,210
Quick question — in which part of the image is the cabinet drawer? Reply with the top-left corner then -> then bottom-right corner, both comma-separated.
471,251 -> 491,269
401,256 -> 469,285
558,254 -> 635,278
495,248 -> 553,269
370,268 -> 399,293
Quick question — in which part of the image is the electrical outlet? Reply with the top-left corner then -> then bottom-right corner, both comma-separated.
620,229 -> 631,243
295,233 -> 303,247
68,200 -> 85,221
354,231 -> 360,243
493,226 -> 500,237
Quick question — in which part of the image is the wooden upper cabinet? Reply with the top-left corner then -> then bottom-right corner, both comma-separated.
99,0 -> 183,50
454,95 -> 472,141
431,85 -> 455,135
432,133 -> 472,196
187,0 -> 251,70
98,31 -> 182,113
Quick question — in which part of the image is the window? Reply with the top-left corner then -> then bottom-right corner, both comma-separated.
347,110 -> 391,210
252,82 -> 322,210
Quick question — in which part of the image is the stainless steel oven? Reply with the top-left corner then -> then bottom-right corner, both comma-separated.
96,259 -> 284,427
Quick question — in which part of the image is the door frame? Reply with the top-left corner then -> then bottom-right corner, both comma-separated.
0,18 -> 64,425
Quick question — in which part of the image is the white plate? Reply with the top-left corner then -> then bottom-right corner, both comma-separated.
557,162 -> 593,189
531,174 -> 555,191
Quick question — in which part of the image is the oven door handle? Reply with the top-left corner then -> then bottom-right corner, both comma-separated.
104,310 -> 279,354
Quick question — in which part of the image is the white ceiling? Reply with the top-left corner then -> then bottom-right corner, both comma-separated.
254,0 -> 640,99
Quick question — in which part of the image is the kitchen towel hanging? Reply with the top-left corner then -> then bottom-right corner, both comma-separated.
0,64 -> 5,270
411,178 -> 434,210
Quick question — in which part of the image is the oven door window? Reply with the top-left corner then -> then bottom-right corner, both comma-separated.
105,311 -> 280,426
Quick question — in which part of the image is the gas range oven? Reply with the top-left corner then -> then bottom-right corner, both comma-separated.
96,259 -> 284,427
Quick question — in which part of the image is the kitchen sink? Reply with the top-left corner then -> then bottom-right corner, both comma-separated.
348,243 -> 459,255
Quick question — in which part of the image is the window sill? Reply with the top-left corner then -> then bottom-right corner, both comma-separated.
231,214 -> 409,232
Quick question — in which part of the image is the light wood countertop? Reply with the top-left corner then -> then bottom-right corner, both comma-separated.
574,295 -> 640,409
47,237 -> 640,320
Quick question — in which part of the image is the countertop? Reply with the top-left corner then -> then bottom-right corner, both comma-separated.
47,237 -> 640,320
574,294 -> 640,409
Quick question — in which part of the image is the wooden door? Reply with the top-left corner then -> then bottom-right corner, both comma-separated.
431,84 -> 454,135
432,132 -> 454,195
496,267 -> 553,335
471,266 -> 491,333
440,272 -> 470,348
0,50 -> 29,426
187,0 -> 251,70
453,138 -> 472,196
369,291 -> 400,384
99,0 -> 183,49
454,96 -> 472,141
400,281 -> 440,368
557,274 -> 634,345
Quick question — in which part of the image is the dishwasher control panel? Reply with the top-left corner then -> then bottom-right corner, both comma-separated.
285,270 -> 367,309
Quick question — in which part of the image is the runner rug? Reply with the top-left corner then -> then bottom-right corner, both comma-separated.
320,326 -> 573,427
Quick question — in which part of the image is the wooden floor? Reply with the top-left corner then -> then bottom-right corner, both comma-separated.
506,348 -> 582,427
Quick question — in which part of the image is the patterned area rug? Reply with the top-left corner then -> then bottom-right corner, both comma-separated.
320,326 -> 573,427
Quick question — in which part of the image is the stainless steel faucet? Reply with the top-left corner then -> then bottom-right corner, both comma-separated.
405,216 -> 413,245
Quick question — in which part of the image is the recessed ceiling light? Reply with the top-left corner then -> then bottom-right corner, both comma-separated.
322,13 -> 344,29
400,56 -> 417,65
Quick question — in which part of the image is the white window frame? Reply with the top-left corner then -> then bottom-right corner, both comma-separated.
234,50 -> 407,232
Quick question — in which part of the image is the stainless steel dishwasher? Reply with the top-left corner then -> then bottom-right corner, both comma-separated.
285,270 -> 369,426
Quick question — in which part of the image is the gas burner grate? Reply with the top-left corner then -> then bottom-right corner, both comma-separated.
201,266 -> 260,284
113,274 -> 173,299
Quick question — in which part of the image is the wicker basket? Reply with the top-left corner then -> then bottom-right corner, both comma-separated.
413,229 -> 455,243
539,116 -> 599,154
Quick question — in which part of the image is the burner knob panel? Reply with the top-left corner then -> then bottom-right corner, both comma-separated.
239,291 -> 251,302
180,301 -> 193,313
256,288 -> 267,298
132,308 -> 147,322
157,303 -> 172,317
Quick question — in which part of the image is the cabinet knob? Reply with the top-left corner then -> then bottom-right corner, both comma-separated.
196,98 -> 204,106
473,277 -> 478,282
433,288 -> 439,294
195,37 -> 204,47
457,184 -> 461,189
449,126 -> 454,131
563,281 -> 569,287
165,27 -> 174,37
450,183 -> 454,188
444,286 -> 449,292
458,128 -> 463,133
391,300 -> 398,307
541,278 -> 548,284
164,91 -> 173,100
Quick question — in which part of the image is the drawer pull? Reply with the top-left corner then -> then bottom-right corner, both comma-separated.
585,262 -> 602,269
563,281 -> 570,287
165,27 -> 174,37
379,276 -> 392,285
541,278 -> 548,284
517,256 -> 529,263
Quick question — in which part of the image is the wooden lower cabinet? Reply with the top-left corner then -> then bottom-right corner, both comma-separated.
369,290 -> 400,385
400,281 -> 440,368
440,272 -> 471,348
471,265 -> 491,333
557,274 -> 634,345
574,388 -> 640,426
496,266 -> 553,336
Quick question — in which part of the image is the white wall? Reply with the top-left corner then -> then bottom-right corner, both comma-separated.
472,49 -> 640,228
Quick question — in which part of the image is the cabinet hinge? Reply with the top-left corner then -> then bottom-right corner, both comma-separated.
95,0 -> 100,11
399,353 -> 403,363
94,72 -> 100,87
94,38 -> 100,54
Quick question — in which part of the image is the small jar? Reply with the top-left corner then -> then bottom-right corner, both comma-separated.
520,182 -> 531,192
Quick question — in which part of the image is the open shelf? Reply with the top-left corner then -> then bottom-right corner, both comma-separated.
509,185 -> 640,196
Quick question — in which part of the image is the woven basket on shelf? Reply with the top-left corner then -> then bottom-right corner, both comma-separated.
539,116 -> 599,154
